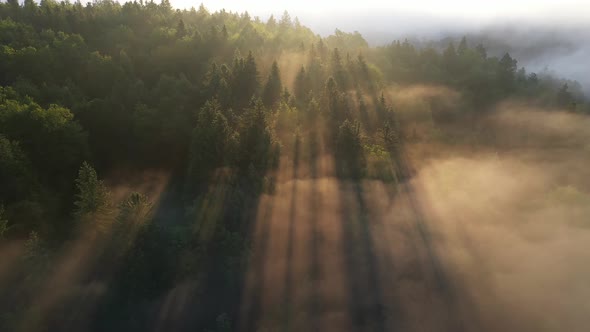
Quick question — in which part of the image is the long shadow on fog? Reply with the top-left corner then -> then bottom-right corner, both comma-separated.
280,134 -> 301,330
163,169 -> 278,332
308,129 -> 321,332
89,169 -> 184,332
388,141 -> 467,332
239,183 -> 276,332
97,166 -> 276,331
335,176 -> 387,331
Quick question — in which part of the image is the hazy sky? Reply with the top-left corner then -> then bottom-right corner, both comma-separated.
187,1 -> 590,42
187,0 -> 588,23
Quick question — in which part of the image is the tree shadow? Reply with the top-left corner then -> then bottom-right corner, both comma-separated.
237,180 -> 276,332
387,139 -> 467,332
337,179 -> 387,332
84,156 -> 278,332
280,133 -> 300,330
88,170 -> 184,332
308,129 -> 321,332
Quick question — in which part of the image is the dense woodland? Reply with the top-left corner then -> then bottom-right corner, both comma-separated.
0,1 -> 588,331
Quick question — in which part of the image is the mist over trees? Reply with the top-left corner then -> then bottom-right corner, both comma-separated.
0,1 -> 588,331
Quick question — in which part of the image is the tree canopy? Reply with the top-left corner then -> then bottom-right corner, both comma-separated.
0,2 -> 587,331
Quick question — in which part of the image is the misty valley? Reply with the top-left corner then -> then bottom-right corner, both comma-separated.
0,1 -> 589,332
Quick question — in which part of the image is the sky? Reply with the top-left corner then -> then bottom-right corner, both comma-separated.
187,0 -> 589,23
186,1 -> 590,45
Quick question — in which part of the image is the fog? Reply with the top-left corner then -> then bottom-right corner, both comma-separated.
230,93 -> 590,331
2,2 -> 589,331
195,0 -> 590,93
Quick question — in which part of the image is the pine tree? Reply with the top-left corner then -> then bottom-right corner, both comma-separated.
231,51 -> 259,110
557,83 -> 574,108
335,119 -> 365,178
176,19 -> 187,38
160,0 -> 172,11
317,38 -> 327,61
263,61 -> 282,108
457,36 -> 468,55
238,99 -> 279,174
202,62 -> 222,100
443,42 -> 458,77
243,51 -> 259,106
475,43 -> 487,58
357,53 -> 372,90
221,24 -> 228,40
113,192 -> 153,251
294,66 -> 307,103
116,192 -> 153,227
331,48 -> 348,89
73,162 -> 111,224
279,10 -> 292,30
0,204 -> 9,238
187,99 -> 233,189
498,53 -> 517,93
267,14 -> 277,30
381,121 -> 400,151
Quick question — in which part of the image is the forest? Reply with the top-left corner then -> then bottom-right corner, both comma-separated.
0,1 -> 589,332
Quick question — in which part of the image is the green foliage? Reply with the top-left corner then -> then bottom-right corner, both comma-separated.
335,119 -> 365,178
262,60 -> 282,108
237,99 -> 280,177
326,29 -> 368,51
0,88 -> 89,187
0,2 -> 587,330
0,134 -> 34,203
0,89 -> 89,235
0,204 -> 9,238
364,143 -> 397,183
324,76 -> 350,123
73,161 -> 111,230
293,65 -> 308,104
231,51 -> 259,110
375,36 -> 577,109
116,192 -> 153,227
381,120 -> 401,151
110,192 -> 154,255
187,99 -> 235,189
331,48 -> 349,89
557,83 -> 575,109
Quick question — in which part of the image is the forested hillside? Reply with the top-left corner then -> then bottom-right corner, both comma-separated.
0,1 -> 589,332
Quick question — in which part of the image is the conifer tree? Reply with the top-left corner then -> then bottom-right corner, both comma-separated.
263,61 -> 282,108
73,161 -> 111,223
294,66 -> 307,103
